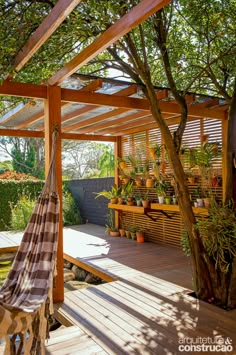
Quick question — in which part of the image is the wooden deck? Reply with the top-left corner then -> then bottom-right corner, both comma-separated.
1,225 -> 236,354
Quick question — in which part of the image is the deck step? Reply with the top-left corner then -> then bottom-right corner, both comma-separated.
46,325 -> 106,354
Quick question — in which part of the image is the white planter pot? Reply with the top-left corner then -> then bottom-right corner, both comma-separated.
158,196 -> 165,204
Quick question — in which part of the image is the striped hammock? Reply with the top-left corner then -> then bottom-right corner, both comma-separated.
0,132 -> 60,354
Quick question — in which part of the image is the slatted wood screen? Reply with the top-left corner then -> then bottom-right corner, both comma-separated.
120,118 -> 223,247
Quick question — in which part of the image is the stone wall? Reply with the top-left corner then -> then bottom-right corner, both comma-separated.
68,177 -> 114,226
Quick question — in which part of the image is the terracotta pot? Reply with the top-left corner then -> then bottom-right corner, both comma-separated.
146,178 -> 155,188
135,178 -> 142,187
110,230 -> 120,237
123,178 -> 130,184
127,201 -> 134,206
188,177 -> 195,184
203,198 -> 211,208
149,148 -> 156,159
110,197 -> 118,204
136,231 -> 145,243
118,197 -> 125,205
119,161 -> 126,169
119,229 -> 126,237
125,230 -> 131,238
142,200 -> 150,208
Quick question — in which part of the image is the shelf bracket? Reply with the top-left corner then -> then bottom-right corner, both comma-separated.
144,209 -> 172,221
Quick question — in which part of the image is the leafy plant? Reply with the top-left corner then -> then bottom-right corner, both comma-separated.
156,180 -> 168,197
62,191 -> 82,226
95,184 -> 121,200
195,201 -> 236,273
105,210 -> 117,233
181,230 -> 191,257
10,195 -> 36,230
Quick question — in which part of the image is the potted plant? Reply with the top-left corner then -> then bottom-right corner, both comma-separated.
194,187 -> 204,207
116,157 -> 127,170
119,227 -> 126,237
109,227 -> 120,237
129,226 -> 137,240
172,195 -> 177,205
156,180 -> 168,204
105,210 -> 116,235
136,228 -> 145,243
95,184 -> 121,204
134,194 -> 142,206
142,190 -> 150,208
165,196 -> 171,205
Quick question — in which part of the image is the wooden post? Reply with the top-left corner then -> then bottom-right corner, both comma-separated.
222,113 -> 228,202
114,137 -> 121,228
44,85 -> 64,303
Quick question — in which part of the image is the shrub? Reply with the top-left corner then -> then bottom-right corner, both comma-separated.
0,171 -> 38,180
0,180 -> 44,230
63,191 -> 82,226
11,195 -> 36,231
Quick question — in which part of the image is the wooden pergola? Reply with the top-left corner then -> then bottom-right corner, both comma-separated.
0,0 -> 229,303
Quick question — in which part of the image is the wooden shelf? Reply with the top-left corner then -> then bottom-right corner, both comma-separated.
151,203 -> 208,216
108,203 -> 147,214
108,203 -> 208,218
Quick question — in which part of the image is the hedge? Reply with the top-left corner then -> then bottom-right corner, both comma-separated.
0,180 -> 44,230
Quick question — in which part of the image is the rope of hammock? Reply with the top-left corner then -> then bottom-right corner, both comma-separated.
0,129 -> 60,354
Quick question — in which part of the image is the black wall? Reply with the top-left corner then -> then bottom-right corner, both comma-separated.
68,177 -> 114,226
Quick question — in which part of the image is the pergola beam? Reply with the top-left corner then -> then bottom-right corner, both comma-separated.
0,128 -> 115,142
0,128 -> 44,138
13,0 -> 82,73
0,81 -> 47,99
48,0 -> 171,85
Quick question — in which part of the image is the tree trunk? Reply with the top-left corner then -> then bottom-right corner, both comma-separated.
224,77 -> 236,206
141,75 -> 216,300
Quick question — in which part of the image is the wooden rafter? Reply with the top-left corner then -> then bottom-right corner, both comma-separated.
15,103 -> 69,130
190,98 -> 219,109
13,0 -> 83,73
0,102 -> 31,125
59,84 -> 137,127
62,85 -> 138,132
16,79 -> 103,130
94,116 -> 155,135
93,113 -> 175,135
48,0 -> 171,85
76,111 -> 151,134
62,107 -> 130,133
113,115 -> 202,136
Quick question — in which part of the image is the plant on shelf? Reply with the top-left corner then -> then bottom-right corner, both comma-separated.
123,180 -> 134,205
134,193 -> 142,206
148,143 -> 165,161
156,180 -> 168,204
95,184 -> 121,204
116,157 -> 127,170
142,190 -> 151,208
184,143 -> 221,187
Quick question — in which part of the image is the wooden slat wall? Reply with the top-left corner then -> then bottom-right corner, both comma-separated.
120,118 -> 223,247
